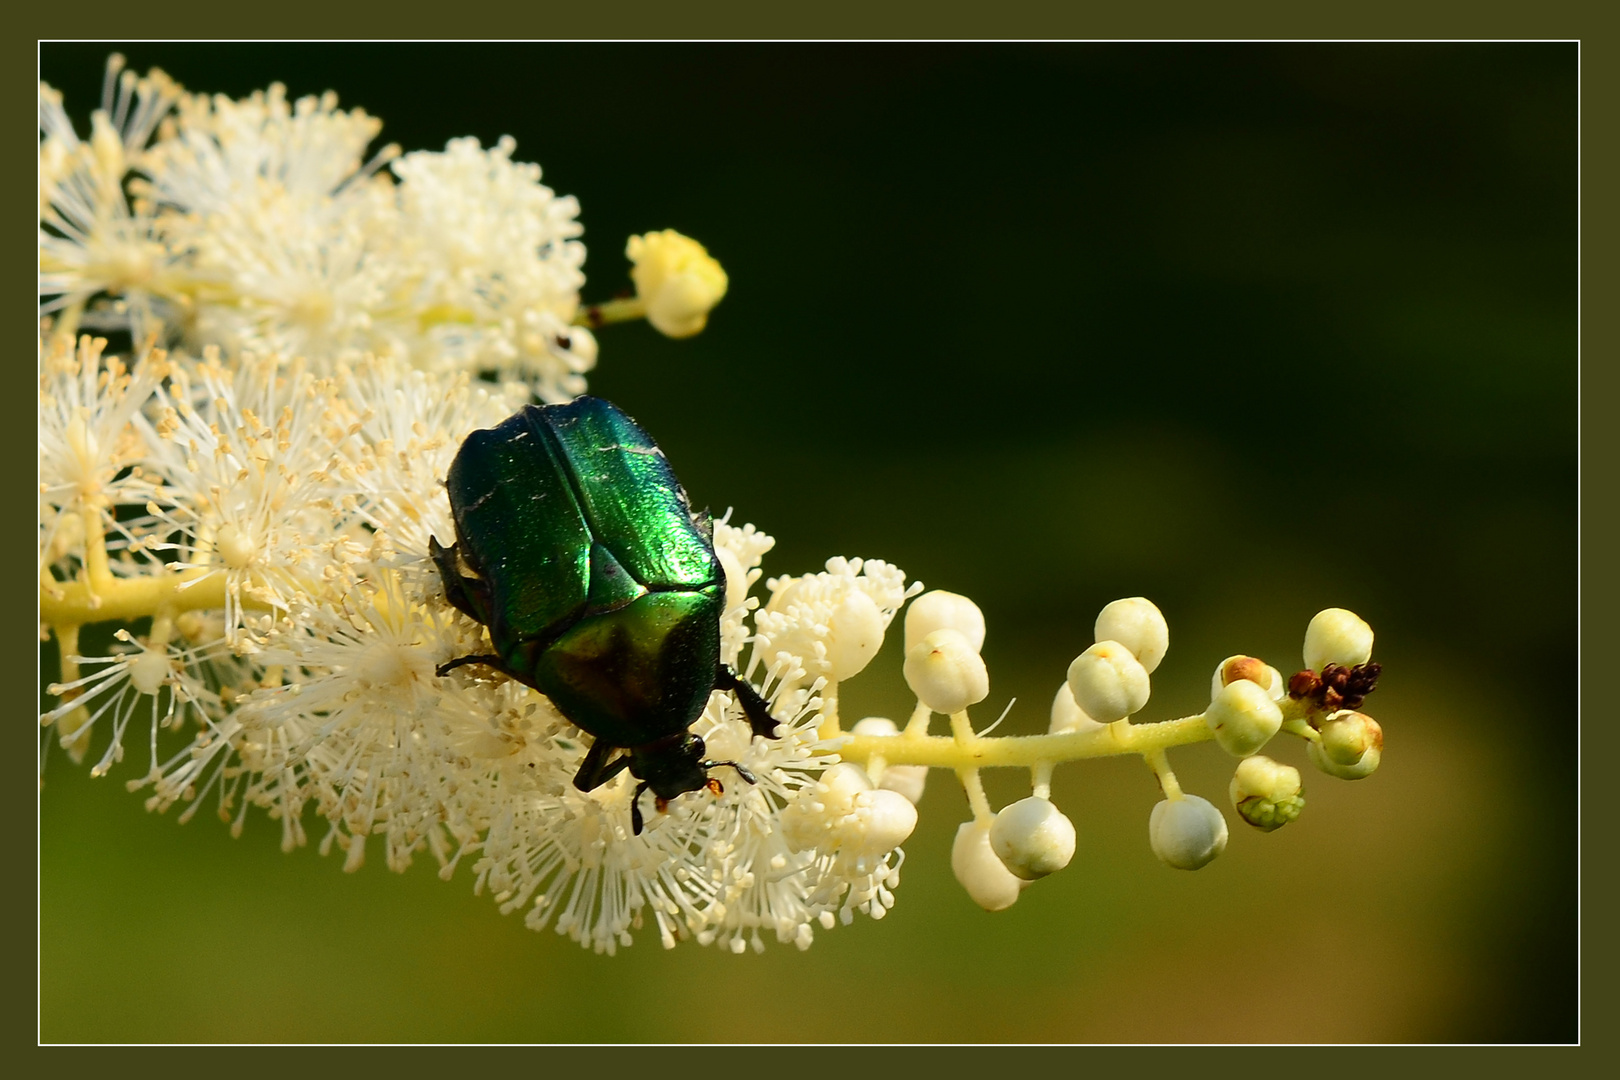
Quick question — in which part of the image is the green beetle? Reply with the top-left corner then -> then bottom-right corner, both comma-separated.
430,397 -> 778,834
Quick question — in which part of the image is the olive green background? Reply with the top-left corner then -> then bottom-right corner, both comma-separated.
38,43 -> 1577,1043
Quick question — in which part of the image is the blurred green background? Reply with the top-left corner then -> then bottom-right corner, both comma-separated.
38,43 -> 1576,1043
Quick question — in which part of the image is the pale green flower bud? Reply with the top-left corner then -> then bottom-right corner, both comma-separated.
1307,711 -> 1383,779
1066,641 -> 1150,723
626,229 -> 728,338
951,819 -> 1027,911
1303,607 -> 1374,673
1049,682 -> 1105,735
904,589 -> 986,654
1210,654 -> 1285,702
1149,794 -> 1228,870
1228,755 -> 1304,831
1094,596 -> 1168,673
851,717 -> 928,805
989,796 -> 1076,880
904,629 -> 989,714
1204,678 -> 1283,757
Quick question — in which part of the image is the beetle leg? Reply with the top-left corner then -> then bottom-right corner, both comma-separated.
714,664 -> 779,739
429,536 -> 497,626
573,736 -> 632,791
630,781 -> 651,835
436,653 -> 512,679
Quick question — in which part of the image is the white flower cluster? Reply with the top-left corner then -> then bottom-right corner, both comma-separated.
41,56 -> 595,401
39,331 -> 933,952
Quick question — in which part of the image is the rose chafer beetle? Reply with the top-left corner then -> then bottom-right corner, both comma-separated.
430,396 -> 778,834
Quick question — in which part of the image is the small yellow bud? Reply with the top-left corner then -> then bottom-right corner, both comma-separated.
626,230 -> 728,338
1303,607 -> 1374,673
1204,678 -> 1283,757
904,629 -> 989,715
1307,711 -> 1383,779
1066,641 -> 1150,723
1228,755 -> 1304,831
1094,597 -> 1168,673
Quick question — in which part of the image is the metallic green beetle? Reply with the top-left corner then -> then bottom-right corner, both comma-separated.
430,397 -> 778,834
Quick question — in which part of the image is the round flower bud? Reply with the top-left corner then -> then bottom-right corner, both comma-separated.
904,629 -> 990,714
1094,597 -> 1168,673
989,796 -> 1076,880
851,717 -> 928,805
823,588 -> 886,681
1066,641 -> 1150,723
1203,678 -> 1284,757
1303,608 -> 1374,673
214,522 -> 256,569
1307,711 -> 1383,779
904,590 -> 986,655
1210,655 -> 1286,702
1049,682 -> 1106,735
951,820 -> 1026,911
626,229 -> 729,338
1228,755 -> 1304,831
1148,795 -> 1228,870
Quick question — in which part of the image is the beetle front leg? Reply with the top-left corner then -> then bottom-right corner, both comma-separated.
572,735 -> 632,792
715,664 -> 779,739
429,536 -> 497,626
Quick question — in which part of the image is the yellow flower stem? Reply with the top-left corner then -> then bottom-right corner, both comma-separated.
837,713 -> 1212,773
41,566 -> 234,627
1031,761 -> 1055,800
817,681 -> 842,740
573,297 -> 646,329
1144,747 -> 1183,801
950,710 -> 995,823
1282,717 -> 1322,743
903,699 -> 932,737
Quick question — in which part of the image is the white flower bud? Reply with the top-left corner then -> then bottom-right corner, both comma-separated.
626,229 -> 728,338
1303,608 -> 1374,673
904,590 -> 986,655
1228,755 -> 1304,831
951,820 -> 1026,911
1094,597 -> 1168,673
1203,678 -> 1283,757
851,717 -> 928,805
1049,681 -> 1105,735
989,796 -> 1076,880
1210,654 -> 1285,702
823,588 -> 885,681
1307,711 -> 1383,780
904,629 -> 989,714
1066,641 -> 1150,723
1148,795 -> 1228,870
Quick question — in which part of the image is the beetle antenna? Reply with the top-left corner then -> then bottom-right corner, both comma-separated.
702,760 -> 757,786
